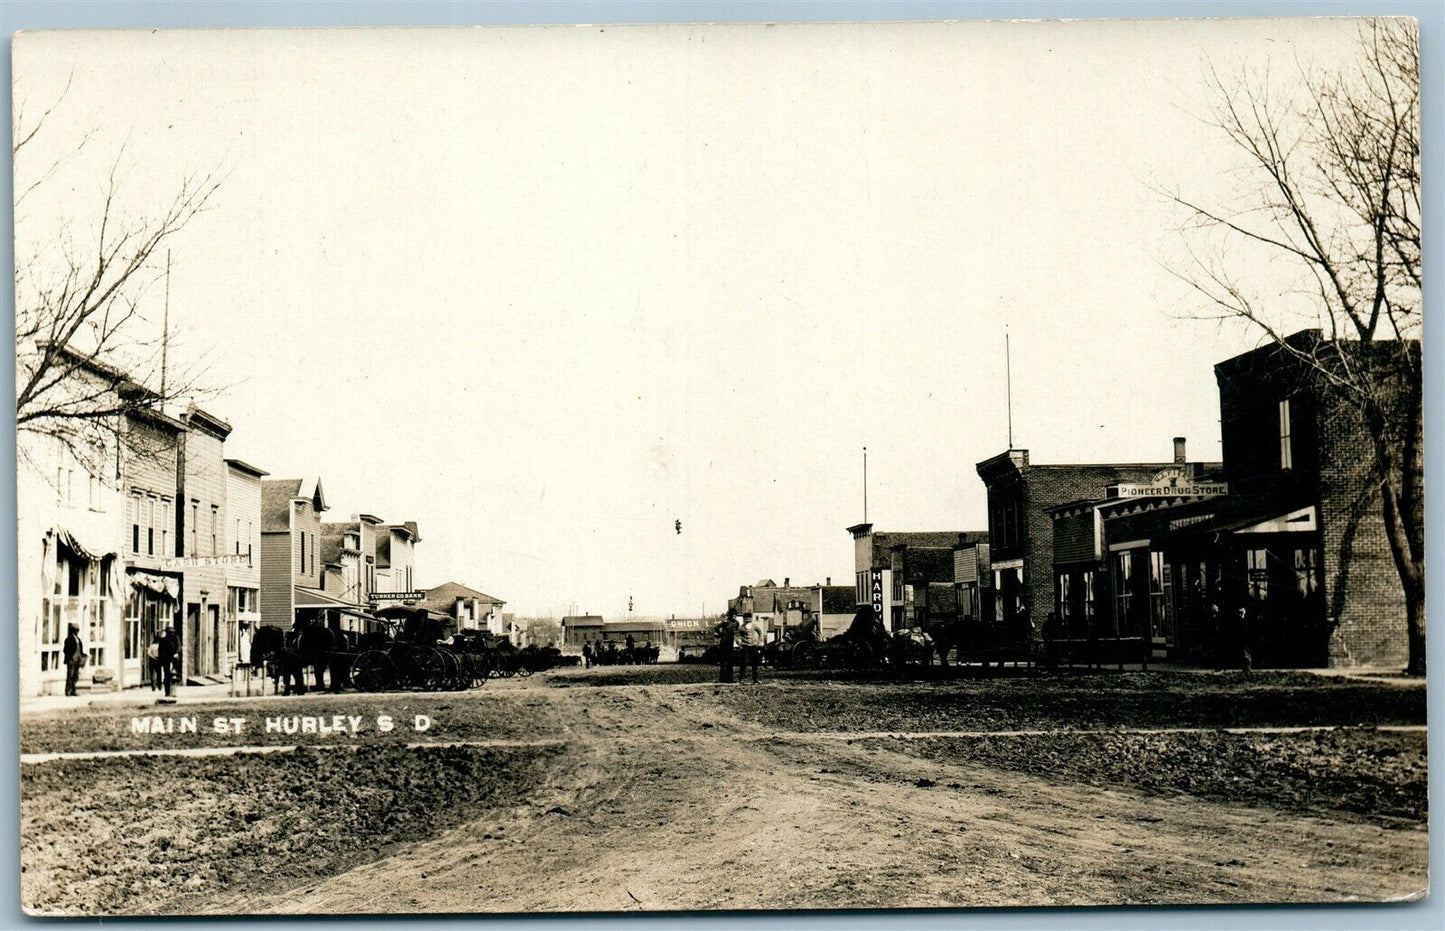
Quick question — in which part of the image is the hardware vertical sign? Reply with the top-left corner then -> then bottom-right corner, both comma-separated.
870,569 -> 885,624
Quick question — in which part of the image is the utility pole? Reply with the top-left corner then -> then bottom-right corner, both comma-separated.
160,249 -> 171,398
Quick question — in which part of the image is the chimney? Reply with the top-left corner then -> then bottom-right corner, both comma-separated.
1173,437 -> 1187,464
784,577 -> 790,587
826,577 -> 831,586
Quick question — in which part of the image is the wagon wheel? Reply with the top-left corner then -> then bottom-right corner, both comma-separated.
411,647 -> 448,690
516,660 -> 533,679
848,641 -> 876,670
393,645 -> 435,690
793,641 -> 819,670
451,651 -> 474,691
433,647 -> 462,691
351,650 -> 394,692
461,653 -> 486,688
469,652 -> 493,687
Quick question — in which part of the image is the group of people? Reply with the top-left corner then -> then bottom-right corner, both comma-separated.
580,635 -> 658,668
714,612 -> 767,683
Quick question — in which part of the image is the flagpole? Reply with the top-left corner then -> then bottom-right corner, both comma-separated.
1005,330 -> 1014,449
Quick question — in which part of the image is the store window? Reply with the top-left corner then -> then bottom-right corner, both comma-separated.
1113,552 -> 1135,636
1279,399 -> 1294,470
1247,549 -> 1270,601
1149,551 -> 1173,641
1293,548 -> 1320,597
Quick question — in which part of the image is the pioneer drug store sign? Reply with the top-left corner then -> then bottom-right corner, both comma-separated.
1112,467 -> 1227,500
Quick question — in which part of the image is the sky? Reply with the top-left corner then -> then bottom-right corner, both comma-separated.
12,18 -> 1371,618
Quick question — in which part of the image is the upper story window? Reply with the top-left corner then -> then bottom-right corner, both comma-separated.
128,493 -> 170,556
210,505 -> 220,555
1279,399 -> 1294,470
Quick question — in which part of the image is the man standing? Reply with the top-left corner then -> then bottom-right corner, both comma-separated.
738,613 -> 765,684
582,642 -> 593,669
63,623 -> 85,696
715,613 -> 739,683
157,626 -> 180,697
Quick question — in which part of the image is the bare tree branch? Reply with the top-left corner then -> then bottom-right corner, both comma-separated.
1163,19 -> 1423,674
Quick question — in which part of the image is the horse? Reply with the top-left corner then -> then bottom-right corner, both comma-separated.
252,625 -> 311,695
924,614 -> 971,666
890,627 -> 935,668
830,609 -> 891,668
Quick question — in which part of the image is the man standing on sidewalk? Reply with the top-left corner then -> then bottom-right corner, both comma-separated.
157,626 -> 180,697
62,623 -> 85,696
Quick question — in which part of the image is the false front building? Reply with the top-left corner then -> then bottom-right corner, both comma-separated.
846,528 -> 989,633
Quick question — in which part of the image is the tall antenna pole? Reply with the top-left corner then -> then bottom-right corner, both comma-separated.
862,446 -> 869,523
160,249 -> 172,398
1005,329 -> 1014,449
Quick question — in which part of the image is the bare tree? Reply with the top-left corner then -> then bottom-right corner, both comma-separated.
1166,20 -> 1423,674
13,79 -> 223,477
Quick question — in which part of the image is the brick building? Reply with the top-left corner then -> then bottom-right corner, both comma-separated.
1043,333 -> 1420,668
975,444 -> 1196,649
1214,335 -> 1417,666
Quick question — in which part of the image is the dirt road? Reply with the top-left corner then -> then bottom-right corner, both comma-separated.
184,682 -> 1427,913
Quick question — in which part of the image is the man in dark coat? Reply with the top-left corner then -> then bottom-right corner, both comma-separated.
157,626 -> 180,697
327,620 -> 352,692
715,613 -> 739,683
63,623 -> 85,696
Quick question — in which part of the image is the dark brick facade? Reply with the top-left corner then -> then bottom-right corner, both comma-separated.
1215,336 -> 1421,668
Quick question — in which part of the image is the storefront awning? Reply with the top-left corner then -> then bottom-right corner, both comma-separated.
53,524 -> 117,563
129,570 -> 181,600
293,586 -> 376,620
1231,506 -> 1318,535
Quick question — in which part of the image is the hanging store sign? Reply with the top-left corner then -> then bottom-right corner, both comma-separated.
870,568 -> 885,620
158,554 -> 252,569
